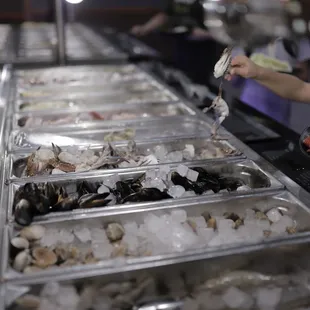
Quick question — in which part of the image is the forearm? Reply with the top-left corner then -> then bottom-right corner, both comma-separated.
256,66 -> 310,103
143,13 -> 169,33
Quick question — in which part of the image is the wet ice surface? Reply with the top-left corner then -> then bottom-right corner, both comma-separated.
14,140 -> 238,177
11,206 -> 296,273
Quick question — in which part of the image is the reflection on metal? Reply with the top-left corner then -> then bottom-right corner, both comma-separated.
55,0 -> 66,65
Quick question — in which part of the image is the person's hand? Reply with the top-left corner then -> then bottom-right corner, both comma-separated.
131,25 -> 148,36
225,56 -> 260,81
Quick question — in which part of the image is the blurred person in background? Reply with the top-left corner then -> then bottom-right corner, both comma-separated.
231,38 -> 310,126
131,0 -> 219,85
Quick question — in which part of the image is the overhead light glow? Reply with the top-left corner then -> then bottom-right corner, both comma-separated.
66,0 -> 84,4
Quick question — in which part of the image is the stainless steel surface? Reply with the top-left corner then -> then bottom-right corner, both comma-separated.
55,0 -> 66,65
6,159 -> 283,225
3,190 -> 308,284
13,102 -> 195,129
203,0 -> 308,48
9,137 -> 243,180
9,117 -> 211,152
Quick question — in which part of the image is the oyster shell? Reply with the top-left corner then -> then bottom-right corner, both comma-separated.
214,48 -> 232,79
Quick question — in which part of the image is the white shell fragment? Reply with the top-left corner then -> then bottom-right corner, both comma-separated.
214,48 -> 232,79
13,250 -> 31,272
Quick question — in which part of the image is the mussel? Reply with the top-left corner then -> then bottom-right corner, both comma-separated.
78,192 -> 111,208
171,172 -> 205,195
217,176 -> 244,192
13,157 -> 28,177
122,188 -> 171,203
78,181 -> 99,196
52,192 -> 80,212
115,181 -> 133,200
14,199 -> 34,226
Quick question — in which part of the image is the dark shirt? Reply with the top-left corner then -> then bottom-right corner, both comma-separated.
164,0 -> 205,30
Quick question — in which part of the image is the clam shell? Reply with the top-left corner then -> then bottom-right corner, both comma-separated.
13,250 -> 31,272
20,225 -> 45,241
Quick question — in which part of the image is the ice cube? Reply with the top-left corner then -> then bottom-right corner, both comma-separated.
218,219 -> 235,232
222,287 -> 253,309
154,145 -> 168,160
145,169 -> 157,180
52,168 -> 66,175
40,282 -> 60,299
56,285 -> 79,308
256,287 -> 282,309
140,154 -> 158,165
158,165 -> 170,180
266,208 -> 282,223
90,228 -> 107,243
92,242 -> 113,259
35,149 -> 55,161
182,190 -> 196,197
171,209 -> 187,223
187,169 -> 199,182
245,209 -> 255,220
197,227 -> 215,243
166,151 -> 183,163
192,216 -> 207,228
168,185 -> 186,198
123,222 -> 139,235
148,179 -> 166,191
75,164 -> 91,172
183,144 -> 195,160
59,151 -> 82,165
74,227 -> 91,243
122,234 -> 139,256
97,184 -> 110,194
271,215 -> 294,234
102,174 -> 121,188
176,164 -> 189,177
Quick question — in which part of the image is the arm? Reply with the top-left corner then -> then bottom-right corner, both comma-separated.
131,13 -> 169,36
256,66 -> 310,103
227,55 -> 310,103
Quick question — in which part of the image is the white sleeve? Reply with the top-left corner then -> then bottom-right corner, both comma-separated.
297,37 -> 310,62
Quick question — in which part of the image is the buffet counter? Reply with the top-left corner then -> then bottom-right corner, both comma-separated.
0,59 -> 309,309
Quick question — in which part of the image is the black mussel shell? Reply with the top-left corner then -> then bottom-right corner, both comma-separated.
218,177 -> 244,192
14,199 -> 34,226
17,116 -> 29,127
78,181 -> 98,196
193,168 -> 221,193
52,192 -> 80,212
33,194 -> 50,215
43,183 -> 59,206
19,102 -> 31,110
78,192 -> 111,208
171,172 -> 205,194
122,188 -> 172,203
115,181 -> 133,200
23,183 -> 39,195
13,157 -> 28,177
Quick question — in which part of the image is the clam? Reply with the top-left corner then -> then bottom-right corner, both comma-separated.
105,223 -> 125,242
13,250 -> 31,272
10,237 -> 29,258
20,225 -> 45,241
32,247 -> 57,268
207,217 -> 217,230
14,294 -> 41,309
23,266 -> 43,274
54,245 -> 69,264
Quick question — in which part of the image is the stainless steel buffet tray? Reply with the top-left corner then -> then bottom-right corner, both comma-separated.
4,234 -> 310,309
16,82 -> 169,101
16,64 -> 140,80
8,137 -> 243,181
13,101 -> 195,129
2,190 -> 308,284
9,117 -> 211,152
14,90 -> 178,112
6,159 -> 283,223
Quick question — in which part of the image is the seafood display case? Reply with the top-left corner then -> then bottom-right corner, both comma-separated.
1,58 -> 310,310
15,23 -> 127,65
0,25 -> 12,64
